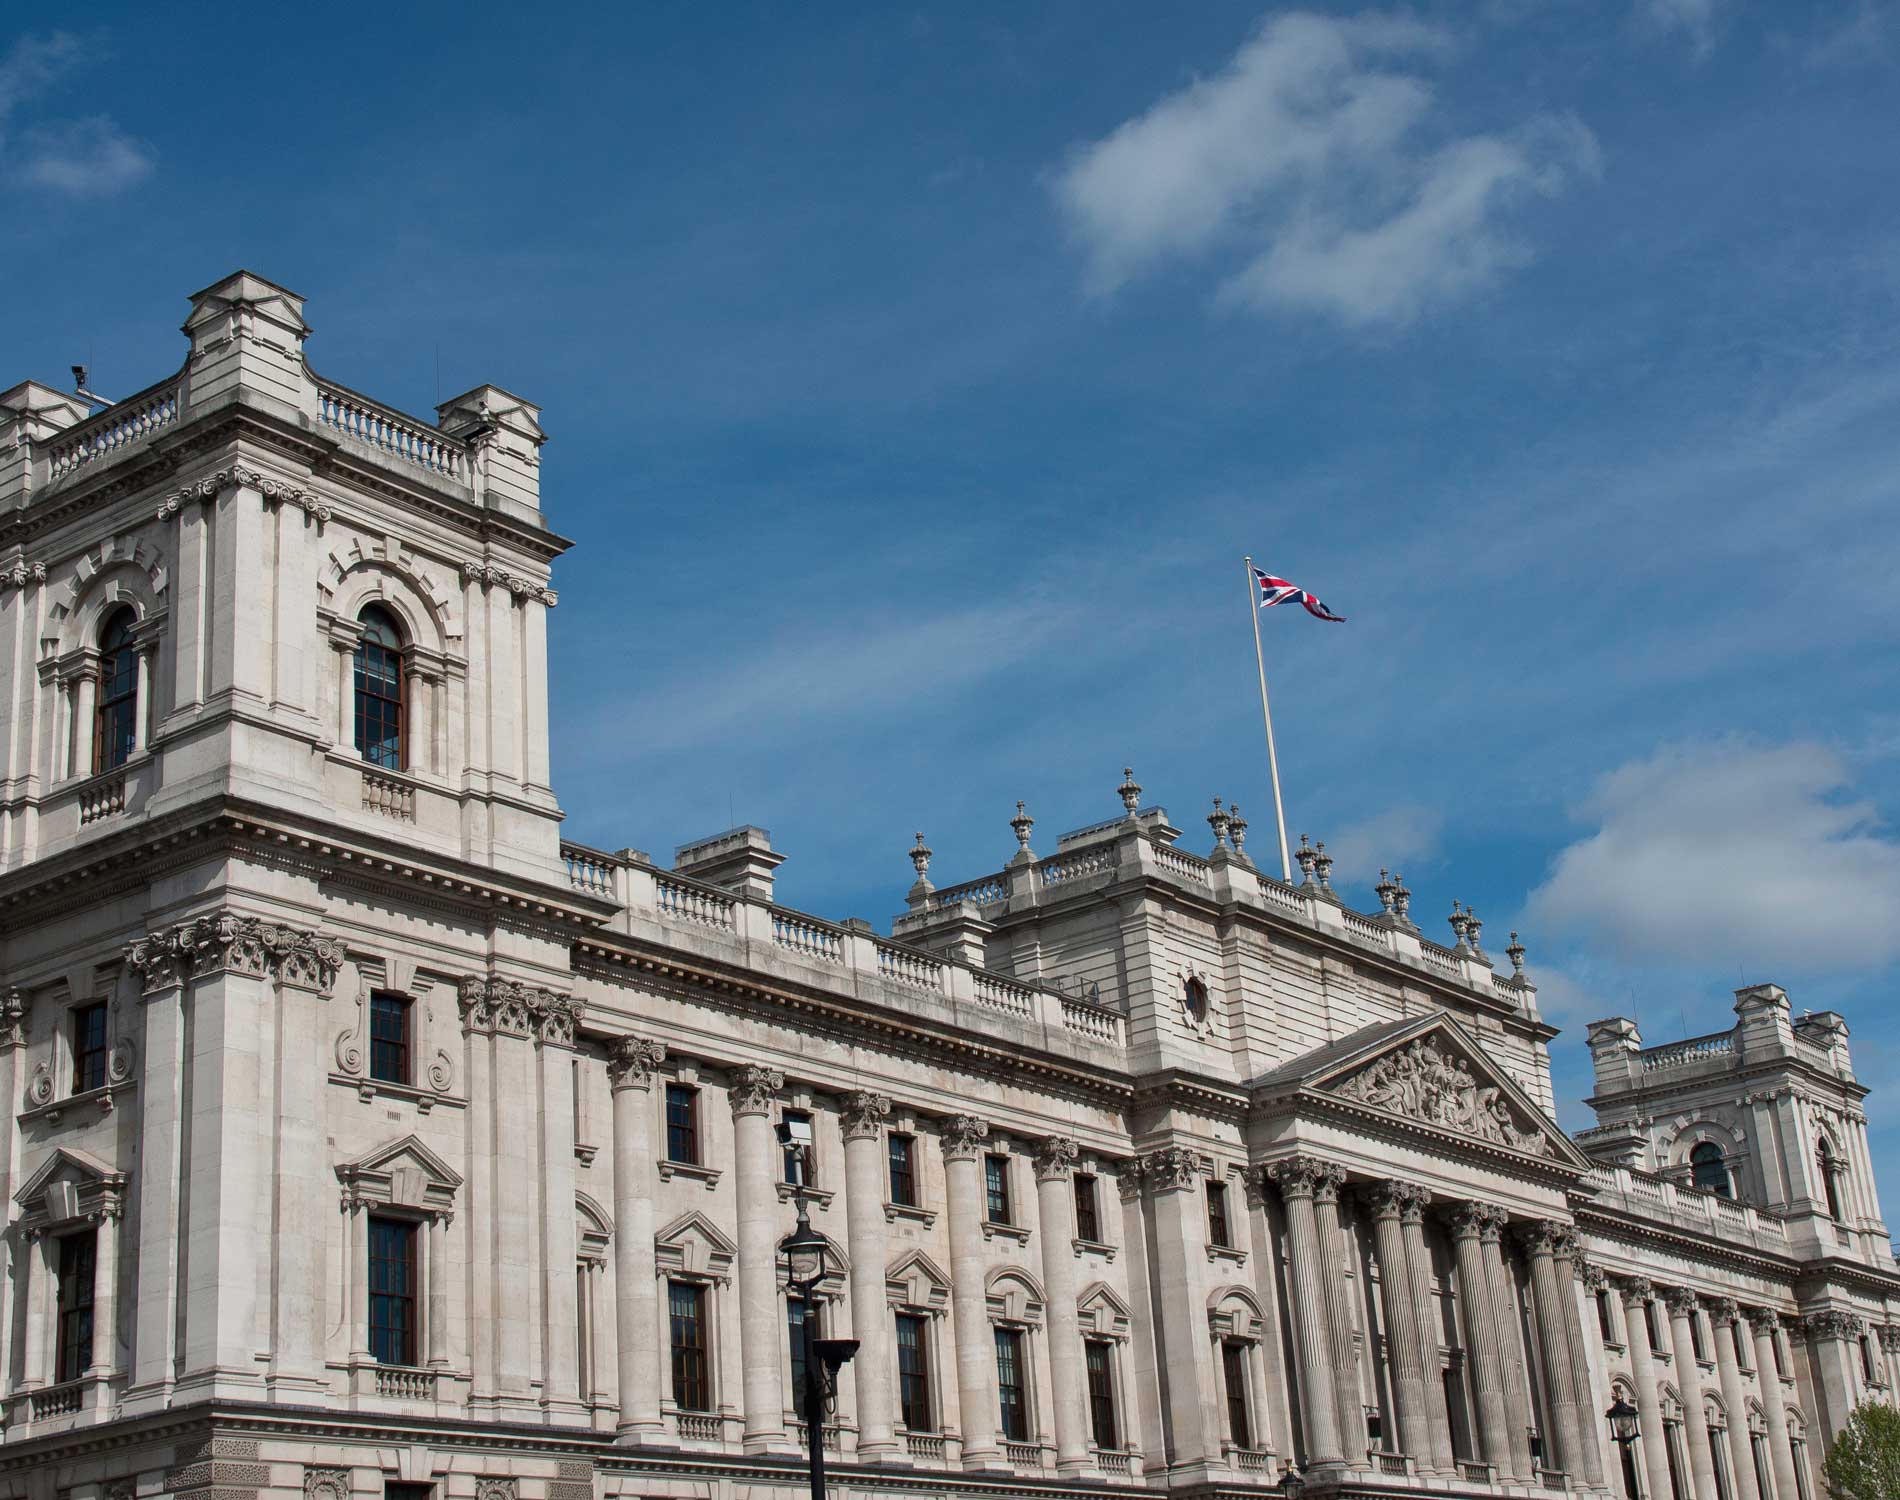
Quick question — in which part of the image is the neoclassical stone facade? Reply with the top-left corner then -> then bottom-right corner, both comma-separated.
0,275 -> 1893,1500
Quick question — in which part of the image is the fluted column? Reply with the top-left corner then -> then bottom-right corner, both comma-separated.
730,1064 -> 791,1454
608,1036 -> 665,1438
1750,1310 -> 1800,1500
1365,1181 -> 1431,1468
1479,1209 -> 1536,1481
1558,1244 -> 1608,1491
1399,1189 -> 1455,1474
1522,1223 -> 1589,1482
1665,1288 -> 1719,1500
1881,1327 -> 1900,1410
87,1207 -> 121,1377
843,1091 -> 900,1460
1447,1205 -> 1513,1475
944,1116 -> 1003,1469
1620,1277 -> 1674,1500
1267,1158 -> 1345,1469
1707,1300 -> 1760,1500
1314,1172 -> 1367,1460
1034,1136 -> 1092,1475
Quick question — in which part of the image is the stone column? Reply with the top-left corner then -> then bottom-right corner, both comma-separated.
1749,1310 -> 1800,1500
1480,1209 -> 1536,1481
72,668 -> 96,777
1365,1180 -> 1431,1468
1522,1223 -> 1590,1482
843,1091 -> 900,1460
1399,1189 -> 1455,1475
1707,1300 -> 1761,1500
347,1202 -> 372,1360
87,1207 -> 121,1376
1881,1326 -> 1900,1410
1144,1147 -> 1222,1475
1447,1204 -> 1513,1476
19,1230 -> 54,1388
132,641 -> 155,754
608,1036 -> 666,1438
427,1215 -> 451,1368
1033,1136 -> 1091,1475
1665,1288 -> 1719,1500
1314,1173 -> 1367,1460
1268,1157 -> 1345,1469
943,1115 -> 1003,1469
1619,1277 -> 1674,1500
534,996 -> 585,1416
730,1064 -> 791,1454
1557,1243 -> 1608,1491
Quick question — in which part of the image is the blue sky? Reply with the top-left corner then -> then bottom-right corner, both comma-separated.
7,2 -> 1900,1184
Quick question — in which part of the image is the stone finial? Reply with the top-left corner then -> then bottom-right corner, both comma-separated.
1118,767 -> 1142,815
1313,840 -> 1333,890
1449,901 -> 1472,953
1506,931 -> 1527,982
1226,805 -> 1250,861
909,832 -> 932,880
1010,801 -> 1035,856
1392,874 -> 1413,927
1464,907 -> 1484,954
1207,798 -> 1231,849
1374,868 -> 1397,916
1295,833 -> 1318,885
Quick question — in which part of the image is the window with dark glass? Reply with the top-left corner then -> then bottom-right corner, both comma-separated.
1709,1430 -> 1732,1500
666,1084 -> 699,1165
1750,1434 -> 1772,1500
1791,1439 -> 1812,1500
55,1229 -> 97,1384
369,990 -> 412,1085
782,1109 -> 813,1187
1665,1422 -> 1686,1500
1771,1329 -> 1786,1377
1691,1310 -> 1707,1362
386,1485 -> 434,1500
1085,1339 -> 1117,1449
1221,1341 -> 1251,1448
354,605 -> 406,770
888,1132 -> 916,1207
1734,1320 -> 1751,1372
1644,1299 -> 1662,1351
1207,1181 -> 1231,1248
1862,1336 -> 1876,1383
1818,1140 -> 1844,1221
985,1154 -> 1011,1225
789,1295 -> 816,1417
1073,1174 -> 1101,1243
1691,1142 -> 1732,1198
670,1280 -> 710,1411
71,1002 -> 109,1094
1597,1289 -> 1616,1342
93,607 -> 139,774
368,1215 -> 418,1365
896,1312 -> 932,1431
995,1327 -> 1028,1441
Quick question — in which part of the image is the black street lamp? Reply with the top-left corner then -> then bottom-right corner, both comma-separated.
1606,1397 -> 1641,1500
778,1134 -> 857,1500
1278,1464 -> 1305,1499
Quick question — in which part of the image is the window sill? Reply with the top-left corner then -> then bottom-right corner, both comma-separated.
982,1220 -> 1031,1244
777,1181 -> 835,1209
19,1081 -> 133,1127
659,1159 -> 722,1190
886,1200 -> 937,1228
1073,1237 -> 1118,1262
1206,1243 -> 1248,1267
331,1074 -> 462,1112
576,1142 -> 598,1166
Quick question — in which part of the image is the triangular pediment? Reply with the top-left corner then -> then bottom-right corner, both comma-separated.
655,1210 -> 738,1284
15,1147 -> 127,1229
1078,1280 -> 1133,1340
887,1248 -> 951,1312
336,1134 -> 463,1189
1256,1011 -> 1587,1167
15,1146 -> 120,1205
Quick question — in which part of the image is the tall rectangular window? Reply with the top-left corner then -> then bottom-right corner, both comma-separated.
1772,1330 -> 1786,1378
896,1312 -> 932,1431
1734,1321 -> 1752,1372
1791,1440 -> 1811,1500
1221,1341 -> 1252,1449
994,1327 -> 1028,1441
71,1003 -> 108,1094
1597,1289 -> 1616,1342
888,1133 -> 916,1207
670,1280 -> 710,1411
985,1155 -> 1011,1225
1691,1311 -> 1708,1362
369,991 -> 412,1085
1644,1300 -> 1662,1352
666,1084 -> 700,1165
55,1229 -> 97,1384
1085,1339 -> 1118,1449
367,1216 -> 418,1365
788,1296 -> 816,1417
1709,1431 -> 1733,1500
1207,1181 -> 1231,1248
1751,1435 -> 1773,1500
1073,1174 -> 1101,1243
782,1110 -> 813,1186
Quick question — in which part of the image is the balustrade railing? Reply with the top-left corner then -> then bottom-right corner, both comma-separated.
675,1411 -> 723,1442
28,1381 -> 83,1419
79,771 -> 127,825
1094,1450 -> 1133,1476
1537,1468 -> 1569,1490
1460,1460 -> 1496,1484
1062,996 -> 1123,1044
373,1365 -> 434,1400
905,1432 -> 947,1461
1259,877 -> 1305,914
972,971 -> 1036,1017
657,874 -> 735,931
362,769 -> 416,822
932,873 -> 1006,909
1038,845 -> 1118,887
47,382 -> 180,481
1368,1452 -> 1411,1477
318,382 -> 465,478
1341,907 -> 1386,942
772,909 -> 845,962
877,941 -> 943,990
1149,840 -> 1210,885
1640,1031 -> 1734,1071
562,841 -> 619,896
1418,942 -> 1460,976
1005,1441 -> 1044,1468
1230,1448 -> 1275,1472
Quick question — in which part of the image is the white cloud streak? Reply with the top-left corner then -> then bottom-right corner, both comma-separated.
1051,11 -> 1598,326
1640,0 -> 1721,58
0,33 -> 153,197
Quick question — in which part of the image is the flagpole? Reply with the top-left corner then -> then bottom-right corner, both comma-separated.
1243,555 -> 1293,883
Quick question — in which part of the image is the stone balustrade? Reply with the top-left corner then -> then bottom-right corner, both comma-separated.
45,379 -> 181,483
1581,1162 -> 1791,1250
317,380 -> 466,478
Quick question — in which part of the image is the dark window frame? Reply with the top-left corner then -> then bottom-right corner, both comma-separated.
1073,1173 -> 1101,1243
896,1311 -> 932,1431
782,1109 -> 813,1187
666,1083 -> 700,1166
887,1132 -> 917,1207
994,1325 -> 1028,1442
1206,1181 -> 1232,1249
367,1214 -> 419,1366
55,1228 -> 97,1384
1690,1142 -> 1732,1198
1221,1339 -> 1252,1449
369,990 -> 413,1086
984,1154 -> 1012,1225
669,1279 -> 712,1412
354,604 -> 407,771
93,607 -> 139,775
71,1001 -> 109,1094
1085,1338 -> 1118,1450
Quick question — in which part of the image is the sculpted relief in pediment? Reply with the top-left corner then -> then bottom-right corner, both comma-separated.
1330,1036 -> 1549,1156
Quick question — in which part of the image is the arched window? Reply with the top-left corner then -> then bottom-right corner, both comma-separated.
354,605 -> 406,770
1691,1142 -> 1732,1198
1817,1138 -> 1844,1222
93,607 -> 139,773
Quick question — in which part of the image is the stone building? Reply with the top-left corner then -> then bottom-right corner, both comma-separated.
0,273 -> 1893,1500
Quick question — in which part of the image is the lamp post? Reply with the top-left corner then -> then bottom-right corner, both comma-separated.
1606,1396 -> 1641,1500
1279,1464 -> 1305,1500
778,1133 -> 858,1500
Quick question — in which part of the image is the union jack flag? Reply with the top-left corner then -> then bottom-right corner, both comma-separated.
1253,567 -> 1345,622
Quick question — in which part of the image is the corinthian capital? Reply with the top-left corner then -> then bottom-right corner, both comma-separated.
1443,1201 -> 1489,1240
1745,1306 -> 1780,1337
841,1091 -> 891,1141
1515,1218 -> 1571,1257
1140,1146 -> 1206,1194
940,1115 -> 990,1160
128,912 -> 342,994
1362,1178 -> 1429,1220
0,988 -> 27,1050
1615,1274 -> 1654,1304
1706,1296 -> 1741,1328
607,1035 -> 666,1091
1267,1154 -> 1342,1201
1663,1286 -> 1702,1321
1803,1309 -> 1867,1343
727,1065 -> 783,1117
1033,1136 -> 1081,1183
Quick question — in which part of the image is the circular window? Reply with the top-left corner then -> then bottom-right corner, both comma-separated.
1183,975 -> 1209,1022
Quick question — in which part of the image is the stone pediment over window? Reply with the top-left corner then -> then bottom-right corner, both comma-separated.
14,1145 -> 127,1232
886,1248 -> 951,1313
1078,1280 -> 1133,1341
655,1210 -> 738,1286
335,1134 -> 462,1215
1250,1011 -> 1588,1169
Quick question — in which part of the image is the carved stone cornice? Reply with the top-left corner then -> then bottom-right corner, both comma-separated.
1138,1146 -> 1205,1195
1802,1309 -> 1866,1343
1266,1154 -> 1343,1201
1032,1136 -> 1081,1183
124,912 -> 342,995
461,560 -> 557,607
841,1090 -> 891,1142
940,1115 -> 990,1161
1745,1306 -> 1781,1337
727,1065 -> 783,1117
155,462 -> 331,524
606,1036 -> 666,1092
458,976 -> 583,1043
0,988 -> 26,1050
1663,1286 -> 1701,1321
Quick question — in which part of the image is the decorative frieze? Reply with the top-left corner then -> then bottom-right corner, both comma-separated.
156,462 -> 332,524
606,1035 -> 666,1091
1333,1034 -> 1548,1155
462,559 -> 557,606
125,913 -> 342,995
0,562 -> 46,590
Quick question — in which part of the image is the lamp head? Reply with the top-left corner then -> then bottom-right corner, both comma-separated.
1279,1465 -> 1305,1498
814,1337 -> 859,1373
1606,1396 -> 1640,1445
779,1196 -> 828,1288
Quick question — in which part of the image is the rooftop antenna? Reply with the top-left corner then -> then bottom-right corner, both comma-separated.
71,365 -> 116,409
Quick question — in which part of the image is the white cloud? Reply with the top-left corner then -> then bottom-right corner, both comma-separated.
1317,803 -> 1443,884
1525,741 -> 1900,971
1050,10 -> 1597,326
1640,0 -> 1720,58
0,33 -> 152,198
0,32 -> 80,116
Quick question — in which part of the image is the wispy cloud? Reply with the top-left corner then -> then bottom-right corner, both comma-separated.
0,33 -> 153,197
1639,0 -> 1721,58
1525,740 -> 1900,971
1050,10 -> 1598,327
1319,803 -> 1444,885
